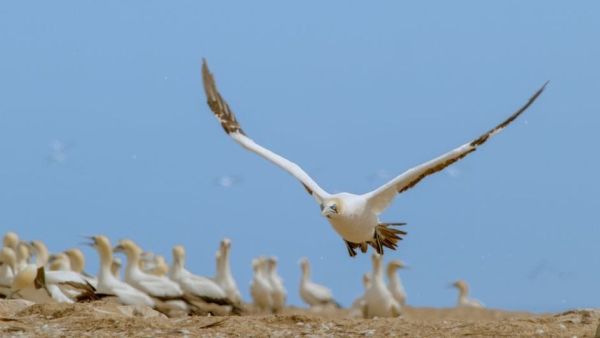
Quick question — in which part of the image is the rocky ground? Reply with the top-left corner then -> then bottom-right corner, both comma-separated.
1,299 -> 600,337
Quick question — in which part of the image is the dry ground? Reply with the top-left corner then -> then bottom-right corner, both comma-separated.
1,299 -> 600,337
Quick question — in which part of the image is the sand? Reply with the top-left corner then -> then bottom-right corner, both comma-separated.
1,299 -> 599,337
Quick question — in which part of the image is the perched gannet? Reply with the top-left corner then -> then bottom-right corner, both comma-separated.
350,273 -> 372,317
29,240 -> 49,268
299,257 -> 339,308
214,238 -> 242,305
250,257 -> 272,311
452,280 -> 484,308
48,253 -> 72,271
0,247 -> 17,297
141,253 -> 169,277
11,265 -> 96,303
169,245 -> 237,313
202,60 -> 547,256
86,235 -> 155,307
114,239 -> 188,312
364,254 -> 401,318
387,260 -> 407,306
64,248 -> 97,288
15,242 -> 30,273
2,231 -> 19,251
111,257 -> 122,279
265,257 -> 286,313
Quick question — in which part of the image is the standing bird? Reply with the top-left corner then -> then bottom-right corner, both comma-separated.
29,240 -> 49,268
249,257 -> 272,312
265,257 -> 286,313
3,232 -> 20,251
11,265 -> 96,304
214,238 -> 242,305
452,280 -> 484,308
386,260 -> 407,306
299,257 -> 339,308
169,245 -> 239,314
202,60 -> 547,256
86,235 -> 154,307
364,254 -> 401,318
0,247 -> 17,297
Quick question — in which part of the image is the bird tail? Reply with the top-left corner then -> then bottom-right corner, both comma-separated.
371,223 -> 407,254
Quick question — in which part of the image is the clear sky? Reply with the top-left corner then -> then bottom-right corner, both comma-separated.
1,1 -> 599,312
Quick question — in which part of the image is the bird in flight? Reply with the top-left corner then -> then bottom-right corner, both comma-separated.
201,59 -> 547,257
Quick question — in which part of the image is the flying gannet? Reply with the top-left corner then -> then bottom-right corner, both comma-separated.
364,254 -> 401,318
386,259 -> 407,307
250,257 -> 272,312
265,257 -> 286,313
85,235 -> 155,307
169,245 -> 239,314
202,60 -> 547,256
452,279 -> 484,308
298,257 -> 339,308
214,238 -> 242,305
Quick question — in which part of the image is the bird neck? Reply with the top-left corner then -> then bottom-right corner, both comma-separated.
35,248 -> 48,268
301,265 -> 310,283
386,267 -> 400,285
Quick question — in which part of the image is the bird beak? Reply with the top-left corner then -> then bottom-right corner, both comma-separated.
79,236 -> 96,247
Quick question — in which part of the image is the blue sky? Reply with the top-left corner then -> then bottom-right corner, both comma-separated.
1,1 -> 599,312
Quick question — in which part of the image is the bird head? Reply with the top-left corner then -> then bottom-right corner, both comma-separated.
321,199 -> 341,218
172,245 -> 186,264
113,239 -> 142,258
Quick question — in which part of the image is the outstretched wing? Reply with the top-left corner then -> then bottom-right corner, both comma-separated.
365,82 -> 548,214
202,59 -> 329,203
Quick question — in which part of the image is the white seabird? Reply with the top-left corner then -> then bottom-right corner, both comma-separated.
86,235 -> 154,307
0,247 -> 17,297
452,279 -> 484,308
265,257 -> 286,313
15,242 -> 30,273
114,239 -> 189,312
202,60 -> 547,256
169,245 -> 239,314
350,273 -> 372,318
386,260 -> 407,307
111,257 -> 122,280
3,231 -> 19,251
48,253 -> 72,271
299,257 -> 339,308
364,254 -> 401,318
29,240 -> 49,268
214,238 -> 242,305
250,257 -> 272,312
11,264 -> 96,304
64,248 -> 98,288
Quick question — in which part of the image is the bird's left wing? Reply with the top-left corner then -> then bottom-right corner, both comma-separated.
365,82 -> 548,214
202,60 -> 329,203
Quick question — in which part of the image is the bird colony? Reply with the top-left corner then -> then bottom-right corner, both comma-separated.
1,61 -> 544,319
1,231 -> 484,318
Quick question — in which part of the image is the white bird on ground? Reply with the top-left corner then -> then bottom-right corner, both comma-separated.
64,248 -> 98,288
265,257 -> 286,313
86,235 -> 154,307
350,273 -> 372,317
387,260 -> 407,306
114,239 -> 188,312
111,257 -> 122,280
202,60 -> 547,256
15,242 -> 30,273
452,280 -> 484,308
364,254 -> 401,318
48,253 -> 72,271
169,245 -> 239,314
29,240 -> 49,268
250,257 -> 272,311
214,238 -> 242,305
0,247 -> 17,297
3,231 -> 19,251
299,257 -> 339,308
11,264 -> 96,304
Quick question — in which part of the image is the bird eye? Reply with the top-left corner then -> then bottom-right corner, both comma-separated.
331,204 -> 338,212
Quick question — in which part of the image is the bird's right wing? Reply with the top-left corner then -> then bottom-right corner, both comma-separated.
202,60 -> 330,204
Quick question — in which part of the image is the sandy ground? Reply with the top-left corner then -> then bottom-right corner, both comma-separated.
1,299 -> 600,337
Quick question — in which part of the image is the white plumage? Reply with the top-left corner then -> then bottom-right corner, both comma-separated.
202,60 -> 547,256
265,257 -> 286,313
299,257 -> 338,308
363,254 -> 401,318
386,260 -> 407,306
250,257 -> 272,311
452,280 -> 484,308
214,238 -> 242,305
